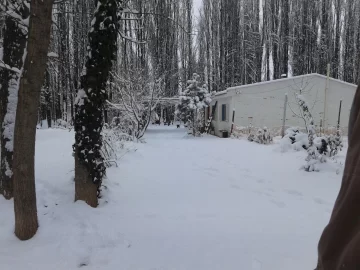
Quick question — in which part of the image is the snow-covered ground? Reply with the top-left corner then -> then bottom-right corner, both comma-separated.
0,126 -> 345,270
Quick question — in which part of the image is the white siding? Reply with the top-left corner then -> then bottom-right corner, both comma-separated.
210,74 -> 356,136
325,78 -> 355,128
210,96 -> 232,137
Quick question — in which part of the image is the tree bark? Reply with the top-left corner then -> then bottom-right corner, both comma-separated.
13,0 -> 54,241
281,0 -> 289,77
0,1 -> 29,199
74,0 -> 120,207
333,0 -> 341,79
75,149 -> 99,207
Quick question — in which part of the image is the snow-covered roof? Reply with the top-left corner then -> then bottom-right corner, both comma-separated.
213,73 -> 357,99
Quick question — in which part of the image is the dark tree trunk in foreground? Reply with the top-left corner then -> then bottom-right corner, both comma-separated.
13,0 -> 54,240
0,1 -> 29,199
74,0 -> 120,207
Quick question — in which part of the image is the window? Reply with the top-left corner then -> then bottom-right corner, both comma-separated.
212,105 -> 217,121
221,104 -> 227,121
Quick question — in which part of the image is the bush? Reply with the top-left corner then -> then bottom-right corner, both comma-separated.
281,126 -> 343,172
101,124 -> 135,168
327,133 -> 343,157
248,127 -> 273,144
283,127 -> 308,150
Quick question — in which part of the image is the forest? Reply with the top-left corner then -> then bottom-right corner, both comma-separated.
0,0 -> 359,244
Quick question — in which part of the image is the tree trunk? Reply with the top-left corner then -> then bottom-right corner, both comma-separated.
333,0 -> 341,79
0,1 -> 30,199
281,0 -> 289,77
186,0 -> 193,80
74,0 -> 120,207
13,0 -> 54,241
75,149 -> 99,207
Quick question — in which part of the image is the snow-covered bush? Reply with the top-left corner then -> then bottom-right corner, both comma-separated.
109,117 -> 134,141
280,93 -> 343,171
109,69 -> 164,140
248,127 -> 273,144
281,126 -> 342,158
231,126 -> 250,139
327,133 -> 343,157
303,125 -> 322,172
293,94 -> 327,171
101,124 -> 136,168
56,119 -> 70,128
176,73 -> 212,136
282,127 -> 309,151
314,137 -> 329,156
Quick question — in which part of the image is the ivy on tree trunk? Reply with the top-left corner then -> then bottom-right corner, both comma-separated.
73,0 -> 121,207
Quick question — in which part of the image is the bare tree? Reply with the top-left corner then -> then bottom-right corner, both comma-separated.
109,69 -> 164,140
13,0 -> 54,240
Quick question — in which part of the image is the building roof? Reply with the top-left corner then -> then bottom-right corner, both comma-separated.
215,73 -> 357,98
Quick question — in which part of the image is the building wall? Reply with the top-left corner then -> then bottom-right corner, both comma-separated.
209,96 -> 232,137
326,78 -> 356,129
210,74 -> 356,136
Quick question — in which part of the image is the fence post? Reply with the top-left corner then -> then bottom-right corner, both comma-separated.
248,117 -> 253,134
230,109 -> 235,135
281,94 -> 288,138
323,63 -> 330,132
337,99 -> 342,136
160,104 -> 163,123
320,119 -> 323,136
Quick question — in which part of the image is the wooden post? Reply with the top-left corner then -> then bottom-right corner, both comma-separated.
320,119 -> 323,137
230,109 -> 236,135
193,109 -> 197,136
160,104 -> 163,124
281,94 -> 288,137
248,117 -> 253,134
337,99 -> 342,136
323,63 -> 330,132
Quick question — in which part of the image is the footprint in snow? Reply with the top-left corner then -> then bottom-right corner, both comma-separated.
256,178 -> 265,184
144,213 -> 157,219
230,184 -> 242,190
270,199 -> 286,208
206,167 -> 218,172
314,198 -> 327,205
285,189 -> 303,197
252,258 -> 262,269
78,256 -> 90,268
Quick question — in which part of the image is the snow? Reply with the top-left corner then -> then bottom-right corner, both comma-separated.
0,126 -> 345,270
2,43 -> 27,171
75,89 -> 88,106
214,90 -> 227,96
47,52 -> 59,58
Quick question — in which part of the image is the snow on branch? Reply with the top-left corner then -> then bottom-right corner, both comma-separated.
0,60 -> 21,74
108,69 -> 165,140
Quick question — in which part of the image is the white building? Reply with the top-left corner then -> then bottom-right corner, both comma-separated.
207,73 -> 357,137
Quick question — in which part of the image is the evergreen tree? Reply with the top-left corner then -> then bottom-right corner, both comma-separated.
176,73 -> 212,136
